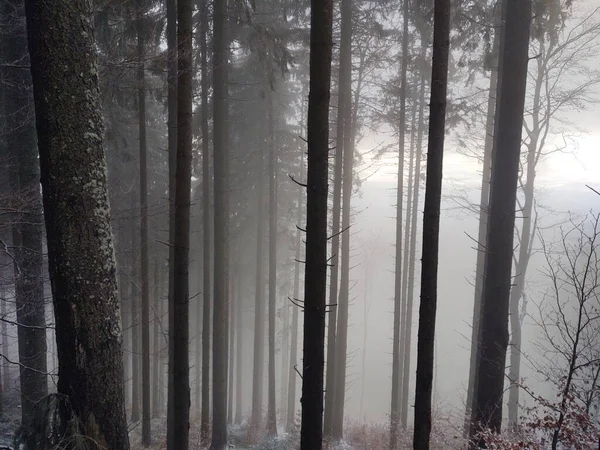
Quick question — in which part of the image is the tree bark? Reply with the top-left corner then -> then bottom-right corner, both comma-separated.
137,3 -> 151,443
465,4 -> 500,434
266,88 -> 278,437
171,0 -> 193,446
300,1 -> 333,448
24,0 -> 129,446
390,0 -> 409,445
470,0 -> 532,440
227,275 -> 235,425
413,0 -> 451,448
212,0 -> 229,447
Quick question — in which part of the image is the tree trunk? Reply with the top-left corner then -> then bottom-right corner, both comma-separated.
212,0 -> 229,447
300,1 -> 333,449
401,56 -> 427,431
280,293 -> 289,422
4,0 -> 48,428
24,0 -> 129,446
228,276 -> 235,425
323,0 -> 346,434
390,0 -> 409,445
165,0 -> 177,444
152,260 -> 162,419
251,151 -> 266,429
137,5 -> 151,444
171,0 -> 193,446
470,0 -> 532,440
235,266 -> 243,425
464,4 -> 500,434
266,89 -> 278,438
331,0 -> 353,441
287,154 -> 304,432
0,286 -> 8,396
131,189 -> 141,424
199,0 -> 211,443
120,257 -> 131,412
413,0 -> 451,448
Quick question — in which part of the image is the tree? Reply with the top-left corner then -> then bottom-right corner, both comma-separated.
23,0 -> 129,446
165,0 -> 178,445
287,152 -> 304,432
3,0 -> 48,428
212,0 -> 229,447
390,0 -> 410,446
300,0 -> 333,448
266,88 -> 278,437
199,0 -> 212,443
171,0 -> 193,446
470,0 -> 533,440
136,0 -> 151,444
413,0 -> 451,448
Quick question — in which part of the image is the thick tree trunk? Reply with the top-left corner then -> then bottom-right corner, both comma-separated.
465,5 -> 500,434
199,0 -> 211,443
300,1 -> 333,449
4,0 -> 48,428
0,286 -> 8,397
470,0 -> 532,440
280,293 -> 289,421
413,1 -> 451,448
165,0 -> 177,445
212,0 -> 229,447
251,152 -> 266,428
171,0 -> 193,446
390,0 -> 409,445
287,154 -> 304,432
137,5 -> 151,444
266,90 -> 278,437
24,0 -> 129,446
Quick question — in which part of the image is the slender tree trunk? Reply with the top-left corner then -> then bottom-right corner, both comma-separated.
228,276 -> 235,425
131,189 -> 141,424
323,0 -> 346,434
413,1 -> 451,448
465,5 -> 500,434
507,146 -> 536,430
24,0 -> 130,445
137,5 -> 151,443
470,0 -> 532,440
235,267 -> 243,424
0,287 -> 8,395
199,0 -> 211,442
402,67 -> 426,430
152,260 -> 161,418
280,294 -> 289,421
212,0 -> 229,447
165,0 -> 178,445
171,0 -> 193,446
251,151 -> 266,428
120,259 -> 132,411
4,0 -> 48,428
390,0 -> 409,445
287,154 -> 304,432
266,89 -> 279,437
299,1 -> 333,448
332,0 -> 353,440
